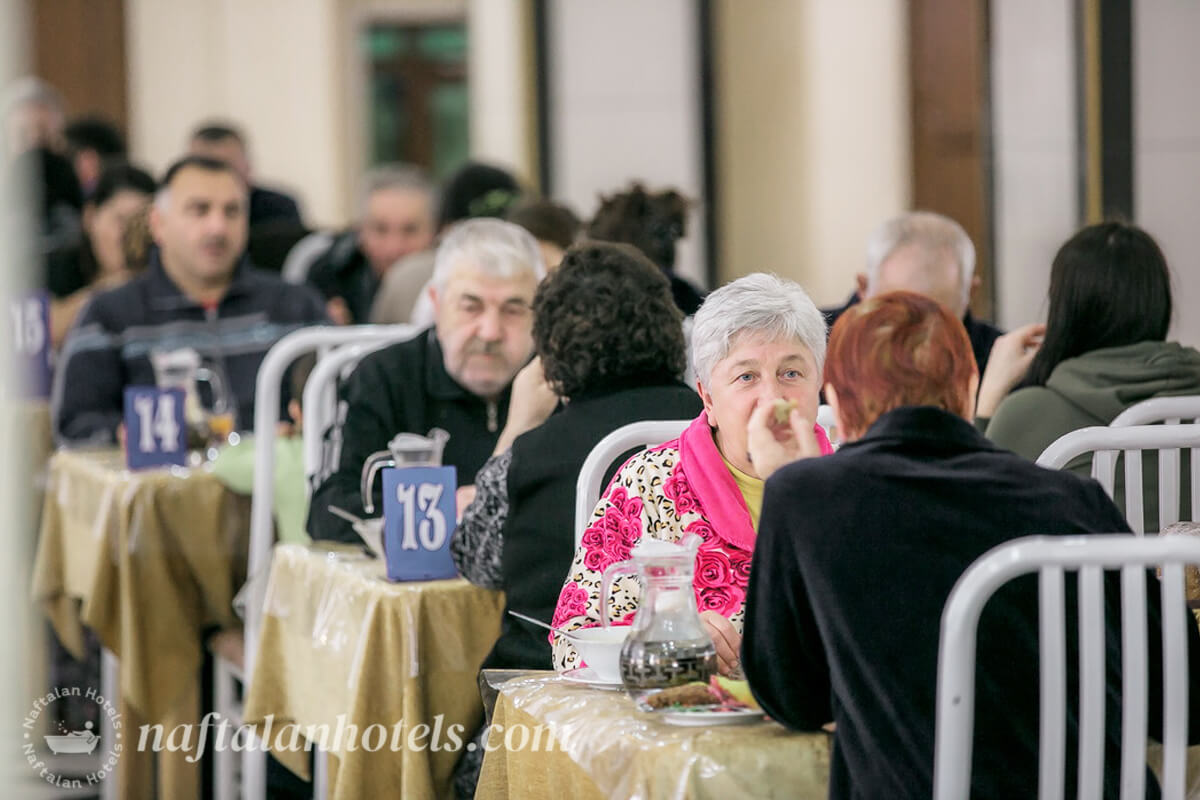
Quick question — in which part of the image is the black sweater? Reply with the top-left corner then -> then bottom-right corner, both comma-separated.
482,381 -> 702,670
52,256 -> 326,444
743,406 -> 1200,800
308,328 -> 510,543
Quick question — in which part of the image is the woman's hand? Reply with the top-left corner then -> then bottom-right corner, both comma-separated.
745,398 -> 824,481
493,357 -> 558,454
975,323 -> 1046,418
455,484 -> 478,523
701,610 -> 743,676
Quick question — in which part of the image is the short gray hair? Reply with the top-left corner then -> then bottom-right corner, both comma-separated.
431,217 -> 546,291
865,211 -> 975,309
691,273 -> 828,389
358,163 -> 435,217
3,76 -> 64,115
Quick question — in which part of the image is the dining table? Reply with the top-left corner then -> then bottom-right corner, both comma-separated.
243,542 -> 505,799
32,447 -> 251,799
475,672 -> 832,800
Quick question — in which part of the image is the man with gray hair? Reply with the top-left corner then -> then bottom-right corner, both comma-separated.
822,210 -> 1003,374
308,218 -> 546,543
307,163 -> 436,324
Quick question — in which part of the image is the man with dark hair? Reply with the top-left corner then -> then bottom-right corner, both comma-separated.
63,115 -> 125,196
188,121 -> 303,228
52,155 -> 326,444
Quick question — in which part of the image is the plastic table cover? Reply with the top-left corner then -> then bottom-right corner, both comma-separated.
243,543 -> 505,799
31,447 -> 251,799
476,673 -> 831,800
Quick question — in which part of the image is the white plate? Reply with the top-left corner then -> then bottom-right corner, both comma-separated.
655,706 -> 763,726
558,667 -> 624,690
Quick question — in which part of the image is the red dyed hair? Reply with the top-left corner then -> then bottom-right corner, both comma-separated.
825,290 -> 976,438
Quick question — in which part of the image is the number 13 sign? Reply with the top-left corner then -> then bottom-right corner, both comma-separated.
381,466 -> 459,581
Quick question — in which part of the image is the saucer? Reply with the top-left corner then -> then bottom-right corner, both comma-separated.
654,706 -> 763,726
558,667 -> 624,690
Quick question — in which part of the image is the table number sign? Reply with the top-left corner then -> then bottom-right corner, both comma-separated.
124,386 -> 187,470
381,466 -> 459,581
11,293 -> 50,398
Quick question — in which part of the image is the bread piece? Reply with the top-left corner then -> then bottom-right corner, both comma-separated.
644,682 -> 719,708
772,398 -> 798,424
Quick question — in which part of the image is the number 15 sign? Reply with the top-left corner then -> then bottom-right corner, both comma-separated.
381,466 -> 458,581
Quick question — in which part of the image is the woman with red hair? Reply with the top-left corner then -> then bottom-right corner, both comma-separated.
741,291 -> 1197,800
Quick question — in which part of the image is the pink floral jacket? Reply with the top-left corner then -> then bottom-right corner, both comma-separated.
550,411 -> 833,670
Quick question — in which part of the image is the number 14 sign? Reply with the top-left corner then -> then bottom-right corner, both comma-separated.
124,387 -> 187,470
381,466 -> 458,581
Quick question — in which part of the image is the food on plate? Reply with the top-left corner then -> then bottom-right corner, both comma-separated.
713,675 -> 761,710
644,682 -> 716,709
772,398 -> 798,424
643,676 -> 762,711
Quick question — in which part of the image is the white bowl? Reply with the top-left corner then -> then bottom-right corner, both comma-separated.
572,627 -> 631,683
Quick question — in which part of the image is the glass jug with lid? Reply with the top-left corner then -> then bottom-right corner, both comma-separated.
360,428 -> 450,514
600,536 -> 718,689
149,347 -> 235,448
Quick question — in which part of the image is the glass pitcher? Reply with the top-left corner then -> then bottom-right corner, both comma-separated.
600,537 -> 718,690
149,348 -> 235,448
360,428 -> 450,514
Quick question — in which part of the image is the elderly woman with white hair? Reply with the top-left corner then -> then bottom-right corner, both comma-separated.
550,273 -> 833,675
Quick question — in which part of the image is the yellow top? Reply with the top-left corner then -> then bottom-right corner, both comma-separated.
720,451 -> 764,529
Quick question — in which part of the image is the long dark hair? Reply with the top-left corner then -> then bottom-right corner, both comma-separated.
1019,221 -> 1172,388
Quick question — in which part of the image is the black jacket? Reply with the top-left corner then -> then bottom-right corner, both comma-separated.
484,382 -> 703,670
308,328 -> 511,543
249,185 -> 303,228
743,406 -> 1200,800
52,255 -> 326,444
306,231 -> 378,325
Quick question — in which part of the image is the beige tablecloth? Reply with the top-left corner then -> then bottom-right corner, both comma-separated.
476,674 -> 832,800
31,448 -> 250,799
243,543 -> 505,799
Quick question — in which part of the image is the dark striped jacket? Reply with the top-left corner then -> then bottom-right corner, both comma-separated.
52,256 -> 327,444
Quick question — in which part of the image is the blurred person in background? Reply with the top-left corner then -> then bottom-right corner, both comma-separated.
188,120 -> 303,228
307,163 -> 436,324
52,155 -> 326,444
503,197 -> 582,271
822,211 -> 1003,375
63,115 -> 124,198
45,161 -> 155,348
588,181 -> 706,315
370,160 -> 522,325
3,76 -> 65,156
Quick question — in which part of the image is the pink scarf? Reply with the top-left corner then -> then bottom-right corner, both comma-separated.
672,411 -> 833,552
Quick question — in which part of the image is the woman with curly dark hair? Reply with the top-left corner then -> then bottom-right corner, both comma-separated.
449,242 -> 701,795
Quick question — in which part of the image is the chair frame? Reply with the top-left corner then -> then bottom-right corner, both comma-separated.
1111,396 -> 1200,427
934,533 -> 1200,800
214,324 -> 414,800
1036,423 -> 1200,534
573,420 -> 691,549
